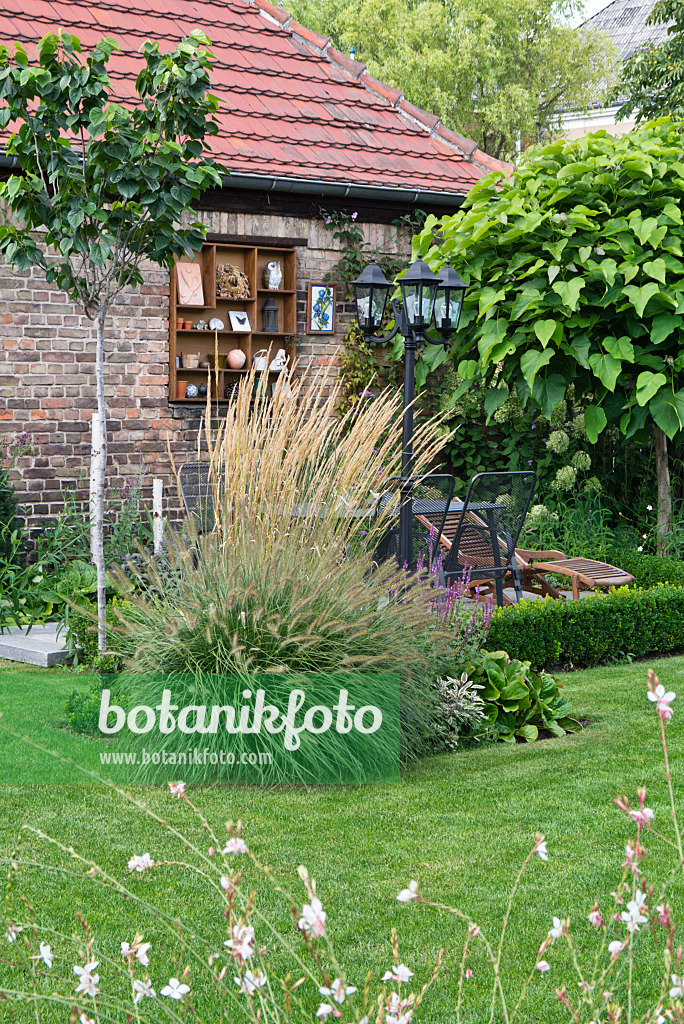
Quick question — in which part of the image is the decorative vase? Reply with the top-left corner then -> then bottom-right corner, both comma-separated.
227,349 -> 246,369
176,380 -> 188,399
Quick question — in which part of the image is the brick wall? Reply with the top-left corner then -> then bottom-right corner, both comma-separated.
0,207 -> 411,528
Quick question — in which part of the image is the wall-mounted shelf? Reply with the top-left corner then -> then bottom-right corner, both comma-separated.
169,242 -> 297,404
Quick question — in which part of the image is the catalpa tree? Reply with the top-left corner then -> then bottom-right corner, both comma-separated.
0,30 -> 222,648
414,118 -> 684,548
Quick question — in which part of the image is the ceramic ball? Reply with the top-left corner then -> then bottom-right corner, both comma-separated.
186,383 -> 199,398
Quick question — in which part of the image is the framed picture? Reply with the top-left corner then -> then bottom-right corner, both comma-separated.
176,263 -> 204,306
229,310 -> 251,333
307,282 -> 335,334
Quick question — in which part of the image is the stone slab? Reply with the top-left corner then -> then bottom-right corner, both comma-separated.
0,622 -> 70,668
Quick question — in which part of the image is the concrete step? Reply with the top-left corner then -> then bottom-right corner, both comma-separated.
0,623 -> 70,668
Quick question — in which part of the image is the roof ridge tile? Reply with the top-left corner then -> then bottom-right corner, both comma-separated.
251,0 -> 291,26
288,20 -> 330,52
360,73 -> 402,106
327,45 -> 366,79
398,98 -> 440,132
435,124 -> 478,158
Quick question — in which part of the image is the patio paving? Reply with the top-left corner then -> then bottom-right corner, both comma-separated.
0,623 -> 70,668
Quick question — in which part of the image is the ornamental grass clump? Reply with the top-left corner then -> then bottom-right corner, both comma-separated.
105,363 -> 469,773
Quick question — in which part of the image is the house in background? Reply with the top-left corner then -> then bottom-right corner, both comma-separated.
562,0 -> 671,138
0,0 -> 506,526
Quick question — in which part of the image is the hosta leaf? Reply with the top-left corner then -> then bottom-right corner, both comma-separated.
517,724 -> 538,742
622,281 -> 660,317
552,277 -> 585,311
588,352 -> 622,391
520,347 -> 554,387
584,404 -> 607,443
636,370 -> 667,406
534,319 -> 556,347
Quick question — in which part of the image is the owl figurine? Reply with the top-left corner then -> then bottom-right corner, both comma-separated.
263,261 -> 283,290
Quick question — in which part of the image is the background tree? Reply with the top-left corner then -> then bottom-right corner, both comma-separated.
413,118 -> 684,551
0,30 -> 222,649
616,0 -> 684,122
288,0 -> 617,159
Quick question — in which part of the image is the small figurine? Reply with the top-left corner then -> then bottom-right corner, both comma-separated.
263,261 -> 282,289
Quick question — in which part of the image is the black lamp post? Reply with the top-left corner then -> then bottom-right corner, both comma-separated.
352,258 -> 466,568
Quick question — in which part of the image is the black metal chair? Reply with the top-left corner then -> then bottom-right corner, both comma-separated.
373,474 -> 455,572
178,463 -> 217,534
442,471 -> 537,607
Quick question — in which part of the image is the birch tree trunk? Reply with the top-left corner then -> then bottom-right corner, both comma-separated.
654,423 -> 672,557
90,311 -> 108,652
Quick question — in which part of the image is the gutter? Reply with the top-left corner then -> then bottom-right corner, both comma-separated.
0,154 -> 466,207
218,171 -> 465,207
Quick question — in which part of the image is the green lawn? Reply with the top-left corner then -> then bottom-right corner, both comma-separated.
0,656 -> 683,1022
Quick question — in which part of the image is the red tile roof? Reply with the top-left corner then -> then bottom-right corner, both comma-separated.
0,0 -> 509,195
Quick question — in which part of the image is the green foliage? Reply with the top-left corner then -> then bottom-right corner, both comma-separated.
65,672 -> 128,735
0,31 -> 222,305
616,0 -> 684,123
288,0 -> 616,160
417,119 -> 684,444
319,208 -> 408,299
459,648 -> 580,742
486,584 -> 684,668
602,548 -> 684,588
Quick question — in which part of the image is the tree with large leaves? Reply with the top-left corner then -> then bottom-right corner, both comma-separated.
0,30 -> 222,649
288,0 -> 616,160
413,118 -> 684,550
616,0 -> 684,122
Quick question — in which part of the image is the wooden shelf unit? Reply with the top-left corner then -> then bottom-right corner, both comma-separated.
169,242 -> 297,403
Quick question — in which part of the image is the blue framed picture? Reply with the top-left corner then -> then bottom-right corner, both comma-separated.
307,282 -> 336,334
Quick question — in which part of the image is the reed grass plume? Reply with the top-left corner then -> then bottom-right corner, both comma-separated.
108,361 -> 463,769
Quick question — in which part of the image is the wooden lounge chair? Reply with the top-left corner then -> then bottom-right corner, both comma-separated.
417,508 -> 635,602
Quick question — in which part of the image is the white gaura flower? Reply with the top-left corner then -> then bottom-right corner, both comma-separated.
133,977 -> 156,1004
168,781 -> 186,798
121,940 -> 151,966
5,924 -> 23,943
608,940 -> 625,958
670,975 -> 684,999
235,969 -> 267,995
299,896 -> 327,937
621,891 -> 648,934
548,917 -> 563,939
161,977 -> 190,1000
382,964 -> 413,984
225,924 -> 255,960
534,838 -> 548,861
535,961 -> 550,973
79,1015 -> 95,1024
38,942 -> 52,968
397,881 -> 419,903
73,961 -> 100,997
223,837 -> 248,855
319,978 -> 357,1004
648,683 -> 676,722
587,907 -> 602,928
629,806 -> 654,827
316,1004 -> 334,1018
127,853 -> 154,872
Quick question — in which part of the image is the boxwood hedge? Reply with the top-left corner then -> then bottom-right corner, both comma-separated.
486,584 -> 684,669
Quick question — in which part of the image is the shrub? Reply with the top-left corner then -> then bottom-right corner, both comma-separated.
605,547 -> 684,589
65,672 -> 129,735
459,649 -> 580,742
487,584 -> 684,669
